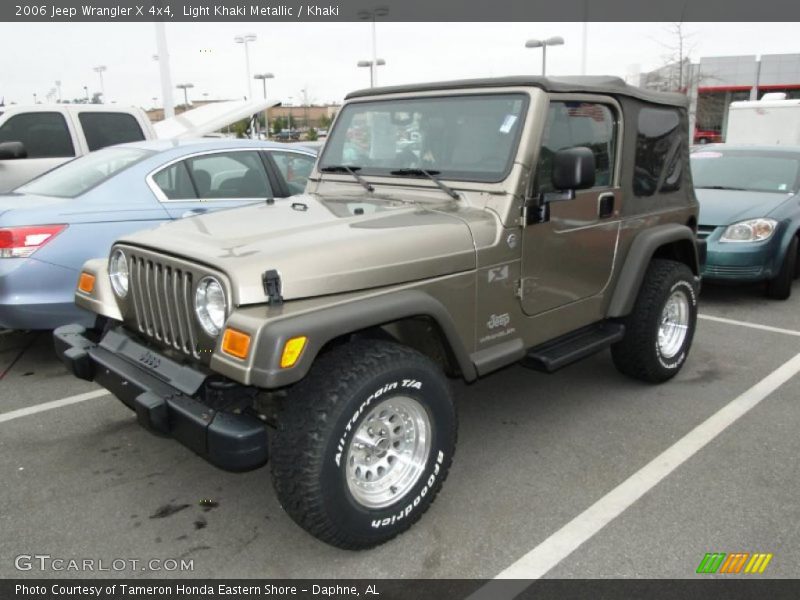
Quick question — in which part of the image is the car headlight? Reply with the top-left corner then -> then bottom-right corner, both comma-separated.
194,276 -> 227,336
108,249 -> 129,297
720,218 -> 778,243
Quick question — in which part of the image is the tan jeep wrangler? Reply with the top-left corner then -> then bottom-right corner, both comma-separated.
55,76 -> 703,549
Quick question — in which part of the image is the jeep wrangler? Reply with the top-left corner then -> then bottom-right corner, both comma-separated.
55,76 -> 703,550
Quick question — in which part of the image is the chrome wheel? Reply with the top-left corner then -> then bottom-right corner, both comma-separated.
346,395 -> 431,509
658,289 -> 690,359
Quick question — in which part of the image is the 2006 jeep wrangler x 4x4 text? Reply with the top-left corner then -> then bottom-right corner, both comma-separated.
56,76 -> 704,549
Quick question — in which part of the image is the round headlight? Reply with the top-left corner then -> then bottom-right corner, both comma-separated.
194,276 -> 227,336
109,249 -> 129,297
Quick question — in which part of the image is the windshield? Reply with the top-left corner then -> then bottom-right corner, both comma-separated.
319,93 -> 528,183
691,150 -> 800,194
17,146 -> 152,198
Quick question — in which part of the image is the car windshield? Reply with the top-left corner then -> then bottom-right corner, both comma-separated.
319,93 -> 528,183
691,150 -> 800,194
17,146 -> 152,198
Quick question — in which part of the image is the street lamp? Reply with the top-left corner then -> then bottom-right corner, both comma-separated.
93,65 -> 107,102
83,85 -> 89,102
357,6 -> 389,87
176,83 -> 194,108
55,80 -> 62,103
357,59 -> 386,88
525,36 -> 564,77
234,33 -> 257,99
254,73 -> 274,138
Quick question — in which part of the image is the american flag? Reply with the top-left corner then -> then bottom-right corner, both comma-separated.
566,103 -> 607,122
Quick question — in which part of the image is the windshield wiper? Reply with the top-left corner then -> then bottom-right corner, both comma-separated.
696,185 -> 748,191
320,165 -> 374,192
390,168 -> 460,200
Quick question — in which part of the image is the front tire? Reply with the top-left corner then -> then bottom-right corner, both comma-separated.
271,339 -> 456,549
765,236 -> 798,300
612,259 -> 698,383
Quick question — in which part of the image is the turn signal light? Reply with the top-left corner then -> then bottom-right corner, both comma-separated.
280,336 -> 308,368
0,224 -> 67,258
222,328 -> 251,359
78,272 -> 96,294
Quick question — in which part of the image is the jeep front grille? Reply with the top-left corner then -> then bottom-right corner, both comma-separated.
129,254 -> 199,358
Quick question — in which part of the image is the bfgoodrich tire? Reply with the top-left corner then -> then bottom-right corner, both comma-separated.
612,259 -> 698,383
271,339 -> 456,550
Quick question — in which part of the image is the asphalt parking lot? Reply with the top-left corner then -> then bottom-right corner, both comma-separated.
1,281 -> 799,580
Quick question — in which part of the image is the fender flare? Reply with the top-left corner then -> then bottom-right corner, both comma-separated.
607,223 -> 699,318
222,289 -> 477,389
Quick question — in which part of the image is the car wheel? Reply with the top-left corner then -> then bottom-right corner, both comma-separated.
271,339 -> 456,549
765,236 -> 798,300
612,259 -> 698,383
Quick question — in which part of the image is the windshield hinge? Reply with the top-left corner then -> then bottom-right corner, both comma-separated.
262,269 -> 284,305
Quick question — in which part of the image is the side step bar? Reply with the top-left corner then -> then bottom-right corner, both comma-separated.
522,322 -> 625,373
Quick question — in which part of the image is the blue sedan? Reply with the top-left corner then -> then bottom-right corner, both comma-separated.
0,139 -> 317,329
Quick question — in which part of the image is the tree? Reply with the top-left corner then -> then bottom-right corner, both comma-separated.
306,127 -> 318,141
318,114 -> 332,130
272,116 -> 286,135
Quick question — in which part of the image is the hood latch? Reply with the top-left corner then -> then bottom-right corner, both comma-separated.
262,269 -> 284,305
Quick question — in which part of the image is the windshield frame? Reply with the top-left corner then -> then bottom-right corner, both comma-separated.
318,91 -> 531,185
690,148 -> 800,195
16,146 -> 155,198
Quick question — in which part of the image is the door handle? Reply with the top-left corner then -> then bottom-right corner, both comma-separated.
597,193 -> 615,219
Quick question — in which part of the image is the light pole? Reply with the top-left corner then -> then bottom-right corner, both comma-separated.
254,73 -> 274,138
176,83 -> 194,109
93,65 -> 107,102
357,59 -> 385,88
32,93 -> 38,104
525,36 -> 565,77
357,7 -> 389,87
234,33 -> 257,99
55,80 -> 62,103
83,86 -> 89,102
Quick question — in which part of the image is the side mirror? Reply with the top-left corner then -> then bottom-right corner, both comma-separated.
0,141 -> 27,160
551,146 -> 595,191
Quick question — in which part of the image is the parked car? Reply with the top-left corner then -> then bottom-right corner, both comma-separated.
56,75 -> 702,549
692,145 -> 800,298
693,127 -> 723,145
0,139 -> 316,329
0,99 -> 275,193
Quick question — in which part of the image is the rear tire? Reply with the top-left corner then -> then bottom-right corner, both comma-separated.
271,339 -> 456,550
612,259 -> 698,383
765,237 -> 797,300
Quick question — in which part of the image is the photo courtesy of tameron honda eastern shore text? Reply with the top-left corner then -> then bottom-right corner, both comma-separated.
55,76 -> 704,550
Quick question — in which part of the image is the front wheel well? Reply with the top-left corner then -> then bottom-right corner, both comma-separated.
316,316 -> 462,378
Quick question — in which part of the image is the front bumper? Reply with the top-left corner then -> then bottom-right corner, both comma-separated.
53,324 -> 268,472
700,230 -> 780,282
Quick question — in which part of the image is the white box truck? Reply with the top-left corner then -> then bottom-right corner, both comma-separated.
726,94 -> 800,146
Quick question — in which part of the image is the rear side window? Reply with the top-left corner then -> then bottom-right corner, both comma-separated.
536,101 -> 617,193
634,108 -> 683,197
0,112 -> 74,158
186,151 -> 273,199
152,161 -> 197,200
78,112 -> 146,151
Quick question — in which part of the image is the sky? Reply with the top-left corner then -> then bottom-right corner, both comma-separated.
1,22 -> 798,108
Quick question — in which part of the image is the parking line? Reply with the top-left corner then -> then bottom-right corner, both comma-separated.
699,314 -> 800,337
471,351 -> 800,593
0,389 -> 109,425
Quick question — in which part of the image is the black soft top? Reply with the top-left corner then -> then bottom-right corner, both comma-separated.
345,75 -> 688,108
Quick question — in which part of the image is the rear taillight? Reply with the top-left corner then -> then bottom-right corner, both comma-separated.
0,224 -> 67,258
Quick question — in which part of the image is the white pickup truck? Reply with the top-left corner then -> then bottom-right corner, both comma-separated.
0,99 -> 275,193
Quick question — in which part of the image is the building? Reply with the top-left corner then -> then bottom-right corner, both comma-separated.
641,53 -> 800,141
267,104 -> 340,130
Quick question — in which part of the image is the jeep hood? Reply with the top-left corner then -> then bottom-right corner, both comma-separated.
118,194 -> 477,305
